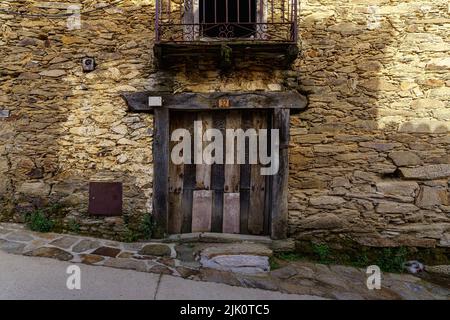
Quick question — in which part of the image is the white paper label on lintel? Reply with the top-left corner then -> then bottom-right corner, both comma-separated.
148,96 -> 163,107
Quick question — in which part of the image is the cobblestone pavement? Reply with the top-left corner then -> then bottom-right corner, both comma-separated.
0,223 -> 449,300
0,251 -> 320,300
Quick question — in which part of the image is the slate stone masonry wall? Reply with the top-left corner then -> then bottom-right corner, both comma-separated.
0,0 -> 449,247
289,0 -> 450,248
0,0 -> 156,238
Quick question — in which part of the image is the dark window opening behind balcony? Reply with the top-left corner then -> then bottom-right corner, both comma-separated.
199,0 -> 257,38
155,0 -> 298,43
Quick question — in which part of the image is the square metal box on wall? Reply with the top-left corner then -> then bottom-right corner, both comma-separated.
88,182 -> 123,216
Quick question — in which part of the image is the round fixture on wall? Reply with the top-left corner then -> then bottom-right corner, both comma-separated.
82,57 -> 96,72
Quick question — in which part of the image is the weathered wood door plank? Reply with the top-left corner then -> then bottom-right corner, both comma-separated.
195,112 -> 213,189
248,111 -> 267,235
271,108 -> 290,239
211,112 -> 226,232
223,193 -> 240,234
192,190 -> 213,232
153,107 -> 169,238
239,111 -> 253,235
181,112 -> 197,234
224,111 -> 241,193
168,114 -> 185,234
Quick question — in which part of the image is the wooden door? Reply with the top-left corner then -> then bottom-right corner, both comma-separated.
168,109 -> 271,235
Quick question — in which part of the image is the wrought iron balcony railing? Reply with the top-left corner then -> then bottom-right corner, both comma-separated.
155,0 -> 298,43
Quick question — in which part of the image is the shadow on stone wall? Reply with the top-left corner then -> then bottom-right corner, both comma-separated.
289,1 -> 450,248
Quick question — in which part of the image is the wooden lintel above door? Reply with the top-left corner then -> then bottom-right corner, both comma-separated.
121,90 -> 307,114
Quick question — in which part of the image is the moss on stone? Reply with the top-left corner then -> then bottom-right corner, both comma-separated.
290,240 -> 450,273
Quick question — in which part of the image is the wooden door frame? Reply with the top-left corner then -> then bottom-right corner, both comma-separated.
122,91 -> 307,239
152,107 -> 170,238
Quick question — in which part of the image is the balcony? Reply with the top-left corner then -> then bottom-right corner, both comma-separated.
154,0 -> 299,68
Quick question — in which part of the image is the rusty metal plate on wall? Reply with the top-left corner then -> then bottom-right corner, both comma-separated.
88,182 -> 123,216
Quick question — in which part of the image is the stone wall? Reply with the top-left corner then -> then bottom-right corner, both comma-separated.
0,0 -> 449,246
0,0 -> 157,238
0,0 -> 295,239
289,0 -> 450,248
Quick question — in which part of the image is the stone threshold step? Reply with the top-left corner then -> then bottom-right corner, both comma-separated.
198,243 -> 274,275
165,232 -> 295,252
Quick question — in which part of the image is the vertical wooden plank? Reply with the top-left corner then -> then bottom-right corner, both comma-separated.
248,110 -> 267,235
168,194 -> 182,234
239,111 -> 252,235
152,107 -> 169,238
181,112 -> 197,234
212,190 -> 223,232
271,108 -> 290,239
192,190 -> 213,232
211,111 -> 225,232
196,112 -> 213,189
223,193 -> 240,234
168,113 -> 185,234
224,111 -> 241,193
193,112 -> 213,233
181,165 -> 196,234
263,112 -> 273,235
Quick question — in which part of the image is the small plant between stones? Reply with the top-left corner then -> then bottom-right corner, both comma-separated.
25,203 -> 65,233
140,214 -> 156,239
375,247 -> 409,273
26,209 -> 55,232
312,243 -> 331,264
269,256 -> 280,270
276,252 -> 303,262
275,241 -> 413,273
122,214 -> 156,242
